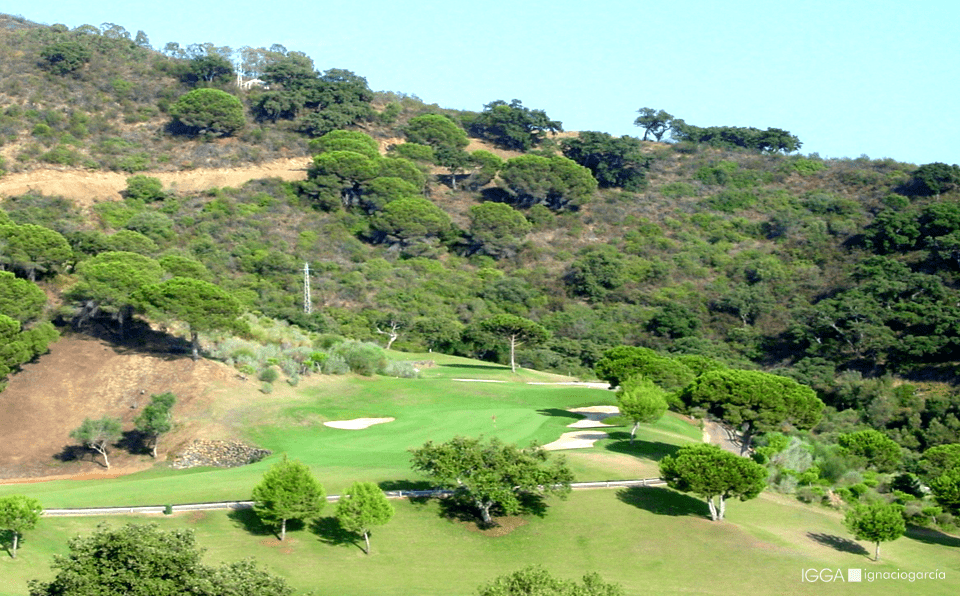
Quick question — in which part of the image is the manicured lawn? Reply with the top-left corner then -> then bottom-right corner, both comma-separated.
2,357 -> 957,596
4,489 -> 958,596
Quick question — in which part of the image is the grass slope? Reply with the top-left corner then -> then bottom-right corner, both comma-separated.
1,356 -> 957,595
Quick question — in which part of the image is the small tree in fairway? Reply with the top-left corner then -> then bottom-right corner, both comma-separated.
0,495 -> 42,559
335,481 -> 394,554
844,501 -> 905,561
410,436 -> 572,526
252,456 -> 325,541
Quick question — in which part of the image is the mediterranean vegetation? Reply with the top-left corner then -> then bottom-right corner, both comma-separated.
0,11 -> 958,596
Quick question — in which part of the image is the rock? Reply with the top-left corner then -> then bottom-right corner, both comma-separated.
170,440 -> 271,470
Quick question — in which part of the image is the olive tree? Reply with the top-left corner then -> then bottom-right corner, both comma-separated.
0,495 -> 42,559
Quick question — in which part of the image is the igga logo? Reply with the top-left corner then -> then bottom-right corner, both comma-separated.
802,569 -> 846,582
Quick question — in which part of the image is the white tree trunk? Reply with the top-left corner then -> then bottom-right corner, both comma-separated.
630,422 -> 639,444
11,531 -> 18,559
509,335 -> 517,373
718,495 -> 726,520
875,542 -> 880,561
363,530 -> 371,554
280,518 -> 287,541
707,497 -> 718,521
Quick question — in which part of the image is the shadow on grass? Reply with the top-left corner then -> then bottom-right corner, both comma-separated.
617,486 -> 706,518
604,433 -> 683,461
536,408 -> 584,421
226,507 -> 291,539
439,363 -> 511,371
906,525 -> 960,548
118,430 -> 149,456
377,480 -> 434,506
311,516 -> 363,551
807,532 -> 869,556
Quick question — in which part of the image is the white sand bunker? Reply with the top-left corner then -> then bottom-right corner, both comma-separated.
542,406 -> 620,450
543,431 -> 610,450
566,406 -> 620,428
323,417 -> 395,430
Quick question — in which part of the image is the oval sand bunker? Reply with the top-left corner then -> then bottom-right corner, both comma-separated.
323,417 -> 395,430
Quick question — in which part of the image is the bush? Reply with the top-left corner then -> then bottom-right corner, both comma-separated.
321,353 -> 349,375
260,382 -> 273,394
796,486 -> 825,504
382,361 -> 419,378
124,175 -> 165,201
333,340 -> 387,376
258,367 -> 279,383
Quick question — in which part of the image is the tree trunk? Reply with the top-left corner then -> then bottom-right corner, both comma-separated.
150,438 -> 158,459
280,518 -> 287,541
190,330 -> 200,361
874,542 -> 880,561
630,421 -> 639,444
478,500 -> 494,525
707,497 -> 719,521
718,495 -> 726,520
509,335 -> 517,373
94,444 -> 110,469
11,531 -> 18,559
740,425 -> 755,456
363,530 -> 370,554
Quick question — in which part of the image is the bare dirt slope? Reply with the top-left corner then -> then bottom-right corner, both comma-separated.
0,333 -> 252,482
0,158 -> 311,207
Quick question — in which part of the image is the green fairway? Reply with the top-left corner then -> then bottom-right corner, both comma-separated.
0,360 -> 698,507
1,356 -> 957,596
3,490 -> 958,596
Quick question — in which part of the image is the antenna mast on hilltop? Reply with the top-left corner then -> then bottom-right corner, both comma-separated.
303,262 -> 312,314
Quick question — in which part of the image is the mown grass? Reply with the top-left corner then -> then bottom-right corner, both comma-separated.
3,489 -> 959,596
0,359 -> 695,507
2,357 -> 957,595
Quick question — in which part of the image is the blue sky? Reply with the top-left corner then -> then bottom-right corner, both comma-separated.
12,1 -> 959,165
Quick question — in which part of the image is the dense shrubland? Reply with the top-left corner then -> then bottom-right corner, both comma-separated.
2,14 -> 960,532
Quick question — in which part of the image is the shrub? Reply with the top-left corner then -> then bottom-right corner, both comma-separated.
258,367 -> 279,383
260,382 -> 273,394
124,175 -> 165,201
796,486 -> 825,504
382,361 -> 419,378
334,340 -> 387,376
321,353 -> 349,375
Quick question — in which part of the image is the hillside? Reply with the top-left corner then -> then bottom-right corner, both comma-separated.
1,16 -> 960,486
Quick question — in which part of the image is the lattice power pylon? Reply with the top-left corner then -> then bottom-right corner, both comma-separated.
303,262 -> 312,314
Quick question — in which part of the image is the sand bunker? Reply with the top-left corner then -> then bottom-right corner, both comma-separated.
543,431 -> 610,450
566,406 -> 619,428
542,406 -> 620,449
323,417 -> 395,430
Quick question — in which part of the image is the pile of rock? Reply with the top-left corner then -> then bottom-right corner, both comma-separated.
170,440 -> 271,469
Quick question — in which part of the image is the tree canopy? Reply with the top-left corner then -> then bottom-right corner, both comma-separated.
659,443 -> 766,521
480,314 -> 550,373
69,417 -> 122,469
0,271 -> 46,324
468,202 -> 532,258
633,107 -> 675,141
27,523 -> 292,596
410,436 -> 572,525
0,495 -> 42,559
676,369 -> 823,452
561,132 -> 652,191
136,277 -> 244,360
594,346 -> 697,392
837,429 -> 902,472
497,155 -> 597,211
169,88 -> 245,136
616,377 -> 669,443
134,392 -> 176,458
844,501 -> 905,561
252,456 -> 326,541
68,251 -> 164,337
0,223 -> 72,281
477,565 -> 624,596
334,481 -> 394,554
470,99 -> 562,151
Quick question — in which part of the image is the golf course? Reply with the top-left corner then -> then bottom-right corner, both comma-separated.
1,353 -> 957,595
